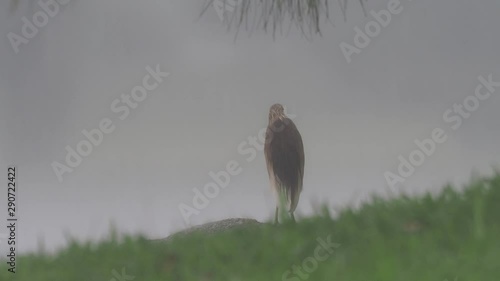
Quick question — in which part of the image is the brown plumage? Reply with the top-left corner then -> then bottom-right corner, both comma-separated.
264,103 -> 304,223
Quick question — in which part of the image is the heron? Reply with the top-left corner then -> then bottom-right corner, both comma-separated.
264,103 -> 304,224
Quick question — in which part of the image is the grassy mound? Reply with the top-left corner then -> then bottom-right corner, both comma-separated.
2,174 -> 500,280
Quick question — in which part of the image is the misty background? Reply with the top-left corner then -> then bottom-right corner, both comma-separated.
0,0 -> 499,254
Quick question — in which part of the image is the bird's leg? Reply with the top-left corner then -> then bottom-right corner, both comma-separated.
274,206 -> 279,224
290,212 -> 296,223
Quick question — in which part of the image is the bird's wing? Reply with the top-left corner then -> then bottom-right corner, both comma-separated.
264,118 -> 305,195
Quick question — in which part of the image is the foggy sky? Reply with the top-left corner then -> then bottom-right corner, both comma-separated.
0,0 -> 499,254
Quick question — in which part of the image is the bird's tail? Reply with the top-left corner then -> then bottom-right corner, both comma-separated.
275,182 -> 301,213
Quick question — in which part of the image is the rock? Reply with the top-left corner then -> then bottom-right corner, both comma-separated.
151,218 -> 264,243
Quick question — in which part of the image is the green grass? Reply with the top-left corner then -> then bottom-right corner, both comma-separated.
2,174 -> 500,280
